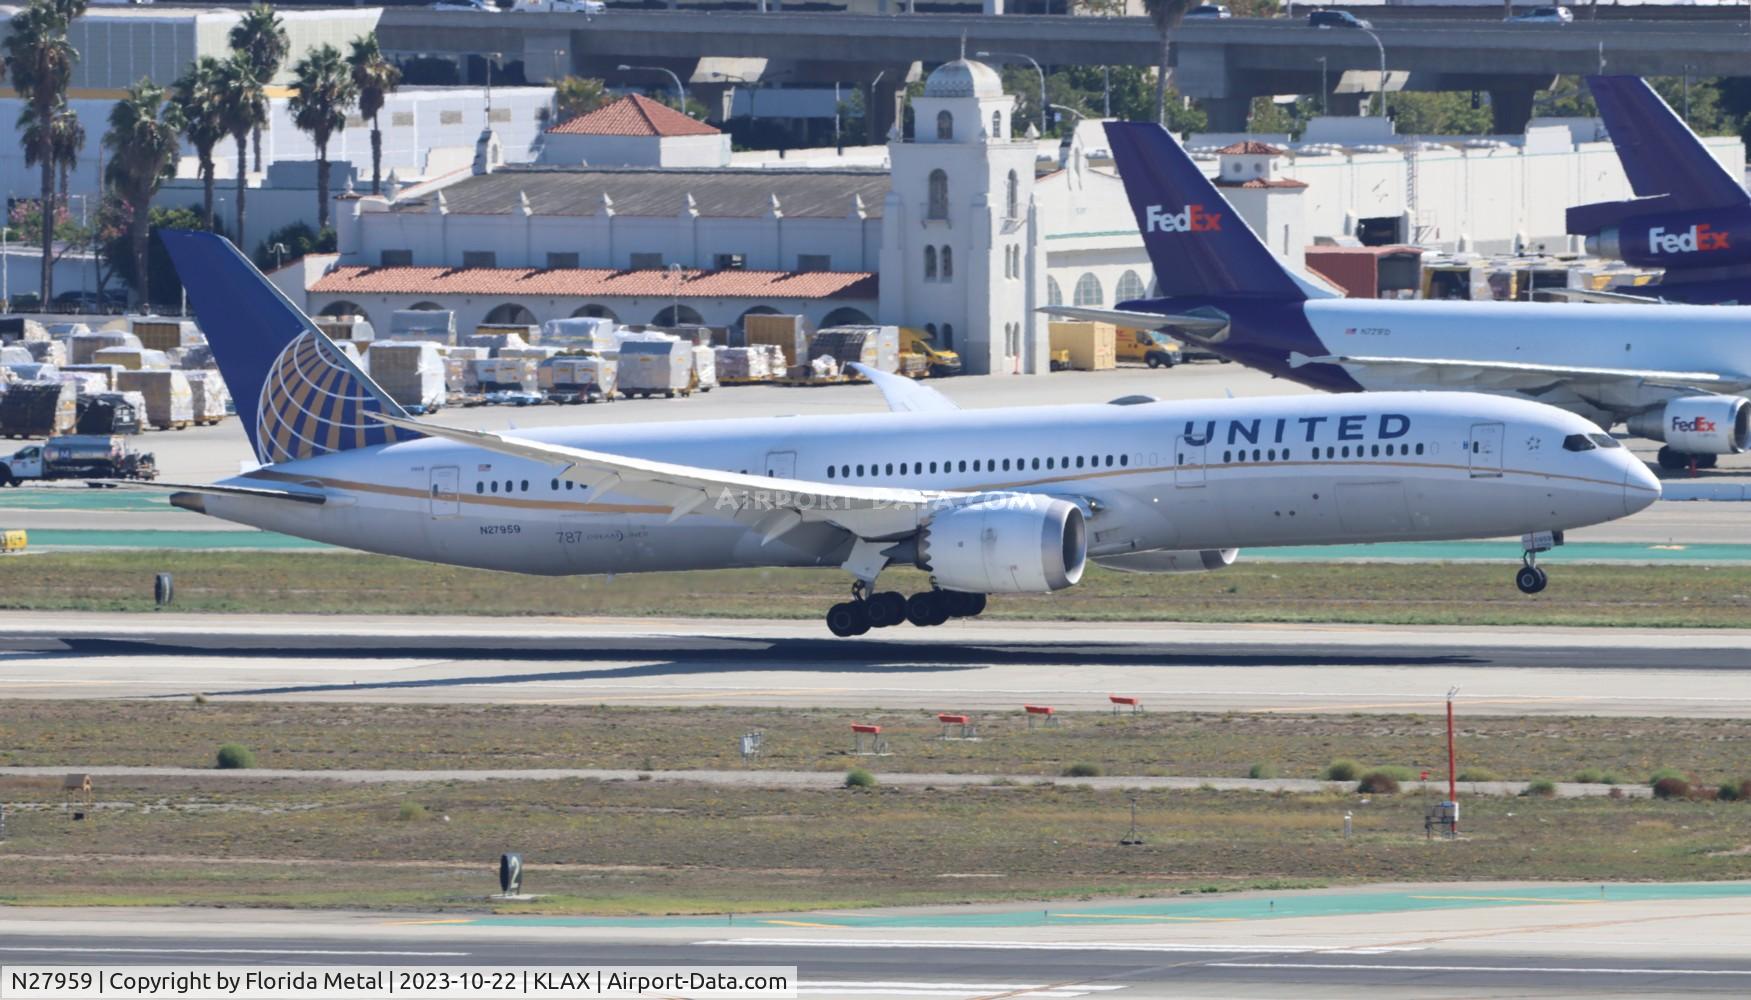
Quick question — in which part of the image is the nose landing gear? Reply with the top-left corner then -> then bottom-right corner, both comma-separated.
1515,530 -> 1560,595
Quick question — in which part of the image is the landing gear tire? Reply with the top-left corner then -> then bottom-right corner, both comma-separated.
905,591 -> 952,627
942,590 -> 987,618
867,591 -> 907,628
1657,446 -> 1689,471
826,601 -> 871,637
1700,453 -> 1720,469
1515,564 -> 1548,595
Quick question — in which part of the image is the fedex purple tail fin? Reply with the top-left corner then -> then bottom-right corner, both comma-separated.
1103,122 -> 1306,301
1587,75 -> 1746,211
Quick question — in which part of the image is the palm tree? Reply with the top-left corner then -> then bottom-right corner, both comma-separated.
173,56 -> 227,230
104,80 -> 182,308
213,51 -> 266,248
229,3 -> 288,173
4,0 -> 81,303
347,33 -> 400,196
1142,0 -> 1197,126
289,43 -> 357,230
50,102 -> 83,204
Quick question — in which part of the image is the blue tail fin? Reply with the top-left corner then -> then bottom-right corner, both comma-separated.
1103,122 -> 1306,300
1587,75 -> 1746,211
159,230 -> 417,466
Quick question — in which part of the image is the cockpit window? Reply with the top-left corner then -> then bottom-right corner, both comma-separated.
1562,433 -> 1596,452
1588,433 -> 1623,449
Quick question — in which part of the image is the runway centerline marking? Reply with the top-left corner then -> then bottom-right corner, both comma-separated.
761,920 -> 847,928
1054,914 -> 1242,922
1407,894 -> 1603,905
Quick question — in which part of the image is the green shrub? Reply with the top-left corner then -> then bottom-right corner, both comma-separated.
1649,767 -> 1688,786
1652,776 -> 1691,800
397,802 -> 427,821
215,744 -> 255,769
1356,771 -> 1400,794
1524,779 -> 1558,798
845,768 -> 876,788
1573,768 -> 1621,785
1369,765 -> 1418,782
1322,759 -> 1363,781
1715,782 -> 1741,802
1456,767 -> 1500,782
1248,762 -> 1279,780
1063,763 -> 1103,778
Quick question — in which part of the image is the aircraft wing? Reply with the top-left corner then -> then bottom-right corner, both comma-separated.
88,480 -> 328,504
1036,305 -> 1230,334
847,363 -> 958,413
371,413 -> 967,542
1287,352 -> 1751,394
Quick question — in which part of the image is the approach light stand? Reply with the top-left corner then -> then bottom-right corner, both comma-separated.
1120,792 -> 1145,846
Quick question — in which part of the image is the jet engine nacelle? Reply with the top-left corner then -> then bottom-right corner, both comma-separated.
918,494 -> 1086,594
1626,395 -> 1751,454
1092,549 -> 1239,574
1587,208 -> 1751,270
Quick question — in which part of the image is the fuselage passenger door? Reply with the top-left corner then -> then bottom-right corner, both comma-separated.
1467,423 -> 1504,478
429,465 -> 461,518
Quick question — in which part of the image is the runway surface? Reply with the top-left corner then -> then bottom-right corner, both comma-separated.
4,884 -> 1749,997
2,612 -> 1746,716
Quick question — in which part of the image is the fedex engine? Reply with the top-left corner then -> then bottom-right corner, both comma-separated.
917,494 -> 1086,593
1584,208 -> 1751,270
1626,395 -> 1751,454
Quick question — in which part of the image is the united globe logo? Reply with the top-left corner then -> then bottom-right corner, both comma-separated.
256,331 -> 410,464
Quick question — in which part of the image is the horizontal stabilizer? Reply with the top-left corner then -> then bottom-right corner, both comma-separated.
92,480 -> 327,504
1289,352 -> 1745,393
1036,305 -> 1229,334
1534,287 -> 1668,305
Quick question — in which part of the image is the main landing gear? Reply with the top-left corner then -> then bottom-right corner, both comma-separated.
826,581 -> 988,637
1657,446 -> 1718,472
1515,530 -> 1561,595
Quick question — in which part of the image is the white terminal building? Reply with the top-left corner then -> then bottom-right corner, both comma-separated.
290,58 -> 1738,375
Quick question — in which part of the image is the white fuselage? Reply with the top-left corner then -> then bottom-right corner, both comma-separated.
190,392 -> 1656,578
1303,297 -> 1751,414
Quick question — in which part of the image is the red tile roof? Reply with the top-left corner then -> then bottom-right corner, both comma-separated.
1215,177 -> 1309,189
547,94 -> 720,138
312,265 -> 876,301
1213,140 -> 1286,156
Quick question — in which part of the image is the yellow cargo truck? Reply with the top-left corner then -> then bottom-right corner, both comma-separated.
901,328 -> 962,377
1113,327 -> 1183,368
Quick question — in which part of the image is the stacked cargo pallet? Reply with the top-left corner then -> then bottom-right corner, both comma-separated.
184,372 -> 231,425
367,342 -> 446,410
115,370 -> 194,430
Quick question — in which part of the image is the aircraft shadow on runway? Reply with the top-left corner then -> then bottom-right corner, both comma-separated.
16,635 -> 1484,700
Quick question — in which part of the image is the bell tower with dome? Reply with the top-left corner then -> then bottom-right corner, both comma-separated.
879,57 -> 1047,375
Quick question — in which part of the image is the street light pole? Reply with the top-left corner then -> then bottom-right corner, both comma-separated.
1360,29 -> 1386,117
619,63 -> 690,116
1317,56 -> 1328,115
977,50 -> 1046,135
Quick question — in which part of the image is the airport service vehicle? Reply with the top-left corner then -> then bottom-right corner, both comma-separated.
1,435 -> 156,485
1569,76 -> 1751,307
1115,328 -> 1183,369
1507,5 -> 1571,22
511,0 -> 604,10
427,0 -> 497,12
1185,4 -> 1232,18
902,328 -> 963,377
147,232 -> 1656,632
1067,121 -> 1751,472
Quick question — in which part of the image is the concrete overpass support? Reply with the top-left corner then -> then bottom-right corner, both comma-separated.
1200,96 -> 1250,132
1488,84 -> 1536,135
522,33 -> 573,84
1324,91 -> 1366,117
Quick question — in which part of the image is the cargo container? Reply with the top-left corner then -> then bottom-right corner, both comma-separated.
131,318 -> 202,352
462,330 -> 530,353
713,345 -> 781,382
68,330 -> 141,365
1048,321 -> 1119,371
0,381 -> 77,437
115,369 -> 195,429
385,309 -> 456,344
743,313 -> 813,367
541,356 -> 616,403
617,339 -> 693,398
60,364 -> 121,391
75,391 -> 145,435
469,357 -> 540,392
184,371 -> 231,425
541,317 -> 619,353
366,342 -> 446,411
91,346 -> 171,371
691,344 -> 717,392
809,325 -> 900,375
472,323 -> 540,346
0,317 -> 48,343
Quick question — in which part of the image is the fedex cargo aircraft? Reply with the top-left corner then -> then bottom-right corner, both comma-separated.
123,232 -> 1655,635
1062,121 -> 1751,472
1570,75 -> 1751,305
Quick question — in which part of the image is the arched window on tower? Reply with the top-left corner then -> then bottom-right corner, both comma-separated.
1116,270 -> 1146,303
1073,272 -> 1104,307
937,110 -> 954,141
927,169 -> 949,220
941,246 -> 953,279
924,245 -> 937,280
941,323 -> 954,348
1006,169 -> 1019,220
1047,276 -> 1063,306
991,109 -> 1002,139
